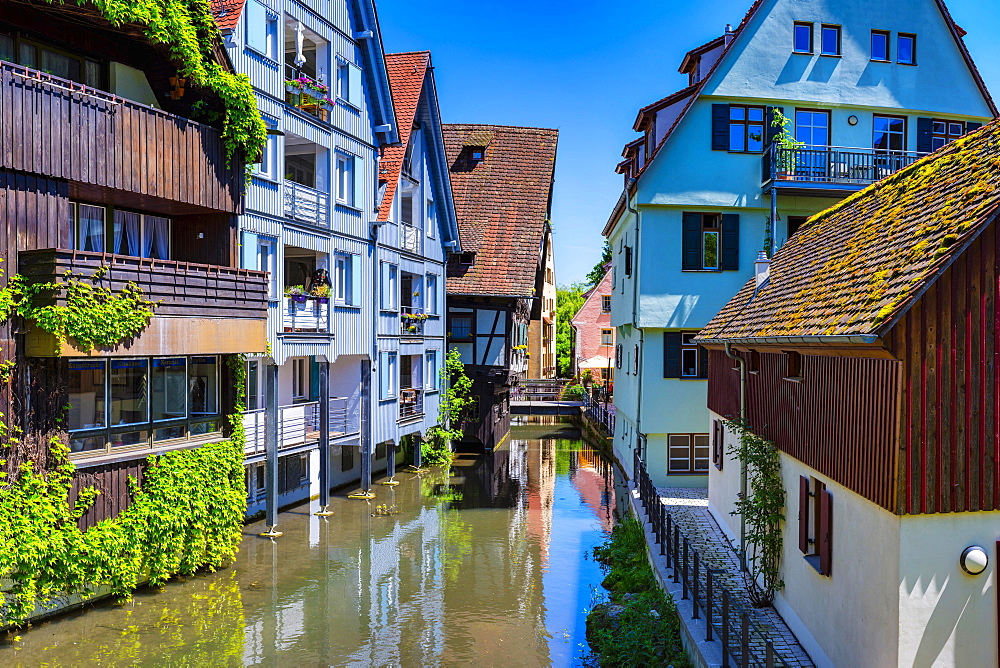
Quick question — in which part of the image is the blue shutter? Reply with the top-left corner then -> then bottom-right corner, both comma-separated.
241,231 -> 258,270
711,104 -> 730,151
720,214 -> 740,271
309,357 -> 319,400
348,62 -> 363,107
663,333 -> 681,378
245,0 -> 266,53
682,213 -> 701,270
353,156 -> 365,211
350,254 -> 362,306
916,117 -> 933,154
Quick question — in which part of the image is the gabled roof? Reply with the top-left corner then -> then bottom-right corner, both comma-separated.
604,0 -> 997,237
210,0 -> 245,32
378,51 -> 431,221
443,124 -> 558,297
698,120 -> 1000,343
632,83 -> 700,132
678,36 -> 725,75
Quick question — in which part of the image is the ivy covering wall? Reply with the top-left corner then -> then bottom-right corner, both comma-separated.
42,0 -> 267,165
0,355 -> 248,626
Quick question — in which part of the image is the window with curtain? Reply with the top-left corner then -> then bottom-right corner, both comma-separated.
110,209 -> 170,259
74,204 -> 106,252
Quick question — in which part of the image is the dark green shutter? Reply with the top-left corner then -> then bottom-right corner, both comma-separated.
698,345 -> 709,379
711,104 -> 730,151
966,122 -> 983,134
916,117 -> 933,154
682,213 -> 701,270
309,357 -> 320,400
765,106 -> 784,147
720,214 -> 740,271
663,332 -> 681,378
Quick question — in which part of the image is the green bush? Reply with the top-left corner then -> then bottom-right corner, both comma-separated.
563,384 -> 585,400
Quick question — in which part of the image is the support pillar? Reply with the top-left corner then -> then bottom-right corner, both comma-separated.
261,361 -> 282,536
350,359 -> 375,499
315,359 -> 333,516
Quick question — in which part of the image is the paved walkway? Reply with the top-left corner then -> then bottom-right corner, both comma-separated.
655,487 -> 815,668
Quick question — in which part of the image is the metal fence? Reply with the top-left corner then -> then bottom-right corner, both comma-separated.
633,450 -> 793,668
511,378 -> 569,401
582,392 -> 615,435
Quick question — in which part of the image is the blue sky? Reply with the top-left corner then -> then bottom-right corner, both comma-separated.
375,0 -> 1000,286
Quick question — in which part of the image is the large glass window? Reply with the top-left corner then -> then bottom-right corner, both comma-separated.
873,115 -> 906,153
151,357 -> 186,422
68,355 -> 222,456
189,356 -> 219,415
73,203 -> 106,252
68,360 -> 106,431
728,105 -> 765,153
110,358 -> 148,427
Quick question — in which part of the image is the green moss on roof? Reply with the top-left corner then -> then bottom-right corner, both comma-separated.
701,121 -> 1000,341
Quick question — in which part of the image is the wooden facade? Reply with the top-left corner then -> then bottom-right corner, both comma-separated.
707,219 -> 1000,516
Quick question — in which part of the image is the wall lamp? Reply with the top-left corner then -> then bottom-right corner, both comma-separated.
960,546 -> 988,575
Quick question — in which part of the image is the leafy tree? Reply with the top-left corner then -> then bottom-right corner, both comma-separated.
556,282 -> 587,377
422,348 -> 475,465
585,240 -> 612,287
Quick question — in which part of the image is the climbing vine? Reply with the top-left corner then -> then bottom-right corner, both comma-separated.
43,0 -> 267,166
8,270 -> 157,352
725,419 -> 785,607
0,354 -> 248,626
421,348 -> 475,466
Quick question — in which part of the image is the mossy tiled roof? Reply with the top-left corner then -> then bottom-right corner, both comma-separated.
699,120 -> 1000,341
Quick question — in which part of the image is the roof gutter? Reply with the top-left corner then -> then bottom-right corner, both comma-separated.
696,334 -> 880,346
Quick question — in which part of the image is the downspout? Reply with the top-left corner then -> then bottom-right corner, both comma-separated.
769,184 -> 778,257
625,181 -> 644,462
724,341 -> 748,572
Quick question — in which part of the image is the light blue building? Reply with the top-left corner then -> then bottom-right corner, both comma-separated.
372,51 -> 461,470
211,0 -> 402,521
605,0 -> 995,487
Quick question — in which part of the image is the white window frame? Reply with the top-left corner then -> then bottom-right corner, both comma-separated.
291,358 -> 309,402
426,194 -> 436,238
668,434 -> 711,474
334,252 -> 350,304
381,262 -> 398,311
601,295 -> 612,313
258,236 -> 278,299
426,350 -> 439,392
601,329 -> 613,345
380,351 -> 398,400
426,274 -> 438,315
254,128 -> 278,180
336,151 -> 354,205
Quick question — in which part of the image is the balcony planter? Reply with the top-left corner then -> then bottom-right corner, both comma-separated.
285,285 -> 307,302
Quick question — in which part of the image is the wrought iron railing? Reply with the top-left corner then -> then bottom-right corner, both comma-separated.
582,392 -> 615,435
243,397 -> 351,455
399,388 -> 424,420
511,378 -> 569,401
762,144 -> 921,187
632,451 -> 795,668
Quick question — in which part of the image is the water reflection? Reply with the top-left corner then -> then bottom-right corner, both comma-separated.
6,419 -> 616,667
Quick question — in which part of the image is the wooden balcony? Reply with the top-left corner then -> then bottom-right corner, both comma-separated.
762,144 -> 922,195
19,249 -> 268,356
0,61 -> 242,213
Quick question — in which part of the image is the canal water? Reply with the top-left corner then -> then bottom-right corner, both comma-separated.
5,418 -> 620,667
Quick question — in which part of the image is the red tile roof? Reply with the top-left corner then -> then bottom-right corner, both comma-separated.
443,124 -> 558,297
210,0 -> 245,33
377,51 -> 431,222
698,121 -> 1000,342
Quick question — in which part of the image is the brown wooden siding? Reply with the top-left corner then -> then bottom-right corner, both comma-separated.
885,222 -> 1000,515
69,458 -> 145,531
0,62 -> 241,214
707,349 -> 900,511
19,248 -> 269,320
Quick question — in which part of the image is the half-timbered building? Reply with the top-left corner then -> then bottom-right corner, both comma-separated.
442,124 -> 558,451
0,1 -> 266,521
699,119 -> 1000,667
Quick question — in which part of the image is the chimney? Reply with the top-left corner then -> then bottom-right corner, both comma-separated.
754,251 -> 771,288
724,23 -> 734,45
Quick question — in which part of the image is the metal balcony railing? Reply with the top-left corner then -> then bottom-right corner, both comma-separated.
400,307 -> 427,336
400,223 -> 422,254
242,397 -> 354,455
399,388 -> 424,420
762,144 -> 922,188
282,297 -> 330,333
283,181 -> 330,226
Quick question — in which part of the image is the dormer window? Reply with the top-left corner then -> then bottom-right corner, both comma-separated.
458,252 -> 475,266
470,147 -> 486,162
